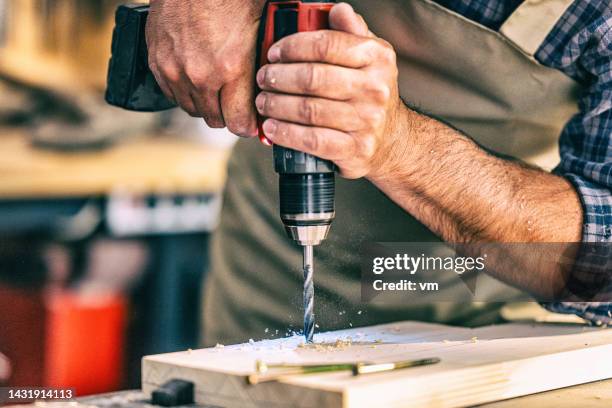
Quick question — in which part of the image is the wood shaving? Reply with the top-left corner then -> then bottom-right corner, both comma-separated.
297,338 -> 353,351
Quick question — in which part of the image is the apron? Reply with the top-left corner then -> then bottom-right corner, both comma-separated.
201,0 -> 580,345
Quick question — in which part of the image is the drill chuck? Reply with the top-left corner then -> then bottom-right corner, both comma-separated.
264,0 -> 337,248
279,173 -> 335,246
274,142 -> 336,246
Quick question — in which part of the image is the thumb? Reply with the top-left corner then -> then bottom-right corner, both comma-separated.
329,3 -> 372,37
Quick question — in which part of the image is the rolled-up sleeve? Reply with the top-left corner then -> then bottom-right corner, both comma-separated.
542,15 -> 612,325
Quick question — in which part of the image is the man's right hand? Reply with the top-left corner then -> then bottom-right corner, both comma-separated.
146,0 -> 267,137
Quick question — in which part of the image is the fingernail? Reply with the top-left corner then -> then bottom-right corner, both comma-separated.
263,119 -> 277,136
255,93 -> 266,113
268,46 -> 281,62
257,68 -> 266,87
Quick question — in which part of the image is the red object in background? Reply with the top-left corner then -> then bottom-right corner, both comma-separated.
44,291 -> 127,396
0,285 -> 46,386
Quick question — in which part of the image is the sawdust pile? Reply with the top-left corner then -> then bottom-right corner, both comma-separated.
298,338 -> 354,351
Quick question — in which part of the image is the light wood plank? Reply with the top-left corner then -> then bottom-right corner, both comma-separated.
142,321 -> 612,408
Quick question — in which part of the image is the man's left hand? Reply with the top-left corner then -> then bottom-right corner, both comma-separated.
256,3 -> 406,179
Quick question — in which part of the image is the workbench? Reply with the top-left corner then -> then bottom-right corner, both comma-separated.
0,129 -> 229,199
71,380 -> 612,408
0,127 -> 230,383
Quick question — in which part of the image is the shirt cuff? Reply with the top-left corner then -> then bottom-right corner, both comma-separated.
544,174 -> 612,323
541,302 -> 611,326
563,173 -> 612,242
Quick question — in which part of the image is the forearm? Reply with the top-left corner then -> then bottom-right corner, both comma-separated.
368,106 -> 583,297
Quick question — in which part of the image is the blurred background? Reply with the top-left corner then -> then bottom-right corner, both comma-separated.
0,0 -> 236,394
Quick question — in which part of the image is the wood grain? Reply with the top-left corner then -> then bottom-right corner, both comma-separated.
142,321 -> 612,408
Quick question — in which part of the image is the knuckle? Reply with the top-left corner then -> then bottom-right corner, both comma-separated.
362,107 -> 386,128
303,128 -> 320,152
379,39 -> 396,60
301,98 -> 319,124
184,65 -> 207,90
159,64 -> 181,84
369,82 -> 391,103
314,33 -> 332,60
301,64 -> 322,93
362,39 -> 380,61
359,136 -> 377,158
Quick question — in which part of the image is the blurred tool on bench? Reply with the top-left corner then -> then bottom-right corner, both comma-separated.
0,0 -> 233,395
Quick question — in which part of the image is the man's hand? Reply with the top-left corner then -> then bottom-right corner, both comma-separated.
256,3 -> 405,179
146,0 -> 266,137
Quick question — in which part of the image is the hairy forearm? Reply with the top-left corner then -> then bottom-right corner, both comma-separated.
368,106 -> 583,297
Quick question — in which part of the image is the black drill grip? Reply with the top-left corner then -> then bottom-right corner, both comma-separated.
105,4 -> 176,112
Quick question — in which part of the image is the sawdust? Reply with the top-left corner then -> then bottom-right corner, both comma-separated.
298,338 -> 354,351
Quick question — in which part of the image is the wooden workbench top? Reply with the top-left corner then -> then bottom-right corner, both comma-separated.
0,129 -> 230,199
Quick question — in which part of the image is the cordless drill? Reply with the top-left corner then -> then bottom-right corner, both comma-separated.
105,0 -> 337,343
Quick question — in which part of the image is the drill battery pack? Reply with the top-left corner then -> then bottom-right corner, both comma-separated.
105,4 -> 176,112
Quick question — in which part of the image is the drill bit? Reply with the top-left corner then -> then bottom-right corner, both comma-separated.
303,245 -> 315,343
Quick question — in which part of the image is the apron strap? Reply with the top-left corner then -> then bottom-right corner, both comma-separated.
500,0 -> 574,56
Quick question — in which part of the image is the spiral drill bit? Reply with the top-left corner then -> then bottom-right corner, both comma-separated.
303,245 -> 315,343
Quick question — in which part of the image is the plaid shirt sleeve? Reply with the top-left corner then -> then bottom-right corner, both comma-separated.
437,0 -> 612,325
536,2 -> 612,325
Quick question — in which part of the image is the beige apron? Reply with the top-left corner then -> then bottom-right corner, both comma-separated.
201,0 -> 580,345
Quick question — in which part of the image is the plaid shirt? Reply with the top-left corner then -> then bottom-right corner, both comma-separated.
435,0 -> 612,325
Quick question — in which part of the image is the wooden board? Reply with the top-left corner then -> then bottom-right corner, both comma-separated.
142,321 -> 612,408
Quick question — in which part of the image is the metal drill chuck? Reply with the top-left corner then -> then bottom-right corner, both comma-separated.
279,172 -> 335,246
275,146 -> 336,246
